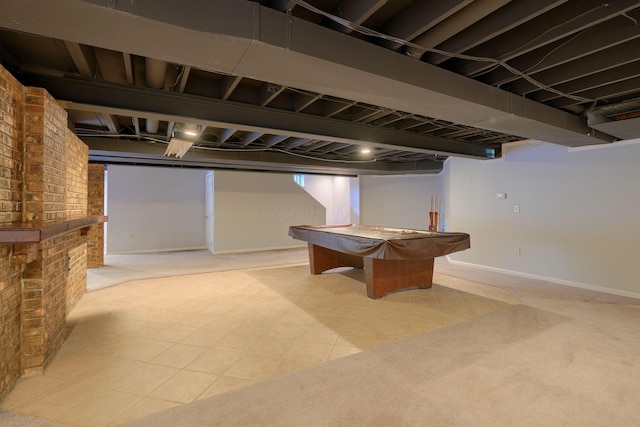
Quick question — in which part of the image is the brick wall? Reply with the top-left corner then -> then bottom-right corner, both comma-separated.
22,231 -> 87,376
20,88 -> 89,376
67,238 -> 88,314
0,246 -> 22,403
23,88 -> 47,222
65,132 -> 88,216
87,163 -> 104,268
0,65 -> 25,401
0,64 -> 93,400
24,87 -> 83,222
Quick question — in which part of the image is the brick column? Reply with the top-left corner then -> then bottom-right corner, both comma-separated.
0,65 -> 25,401
20,88 -> 89,375
0,63 -> 93,399
87,163 -> 105,268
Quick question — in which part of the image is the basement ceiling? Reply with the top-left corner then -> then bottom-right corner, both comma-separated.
1,0 -> 639,175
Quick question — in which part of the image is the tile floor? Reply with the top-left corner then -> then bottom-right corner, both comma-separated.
2,262 -> 517,427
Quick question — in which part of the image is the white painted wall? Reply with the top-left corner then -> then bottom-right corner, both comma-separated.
447,140 -> 640,297
299,175 -> 355,224
349,176 -> 360,224
213,171 -> 325,253
360,174 -> 441,230
103,140 -> 640,298
106,165 -> 207,254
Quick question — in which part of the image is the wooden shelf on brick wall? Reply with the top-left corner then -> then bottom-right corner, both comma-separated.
0,215 -> 107,244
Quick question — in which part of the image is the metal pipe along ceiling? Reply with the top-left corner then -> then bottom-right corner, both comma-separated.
145,58 -> 167,133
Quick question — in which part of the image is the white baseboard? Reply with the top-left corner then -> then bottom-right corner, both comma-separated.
445,257 -> 640,301
107,246 -> 206,255
212,245 -> 307,255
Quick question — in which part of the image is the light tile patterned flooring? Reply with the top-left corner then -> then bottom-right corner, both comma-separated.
2,263 -> 518,427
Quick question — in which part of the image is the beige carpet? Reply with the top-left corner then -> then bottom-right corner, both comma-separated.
0,409 -> 69,427
121,302 -> 640,426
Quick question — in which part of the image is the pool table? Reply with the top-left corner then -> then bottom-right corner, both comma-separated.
289,224 -> 470,299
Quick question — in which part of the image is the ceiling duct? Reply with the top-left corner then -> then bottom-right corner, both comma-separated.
144,58 -> 167,133
587,101 -> 640,141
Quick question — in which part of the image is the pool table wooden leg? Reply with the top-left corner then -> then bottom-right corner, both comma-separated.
307,244 -> 364,274
363,258 -> 434,299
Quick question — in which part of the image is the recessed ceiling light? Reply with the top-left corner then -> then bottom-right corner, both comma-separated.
361,148 -> 371,154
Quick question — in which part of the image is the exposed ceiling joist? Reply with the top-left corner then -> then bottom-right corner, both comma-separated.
405,0 -> 510,58
28,73 -> 495,159
2,0 -> 638,175
294,92 -> 322,112
99,113 -> 118,134
484,10 -> 640,86
175,65 -> 191,93
327,0 -> 388,34
132,116 -> 141,136
85,137 -> 443,175
221,75 -> 242,101
241,131 -> 264,147
260,82 -> 285,106
456,0 -> 640,78
426,0 -> 568,65
1,0 -> 613,148
63,40 -> 93,76
381,0 -> 471,49
122,52 -> 134,85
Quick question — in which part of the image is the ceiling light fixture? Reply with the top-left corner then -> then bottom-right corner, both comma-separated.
164,138 -> 193,158
179,123 -> 202,138
361,148 -> 371,154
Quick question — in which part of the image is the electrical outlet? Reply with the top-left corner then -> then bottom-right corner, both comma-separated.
515,246 -> 521,255
514,205 -> 520,213
129,233 -> 135,240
